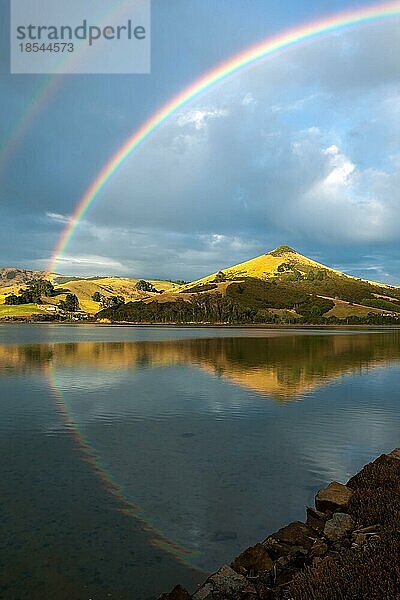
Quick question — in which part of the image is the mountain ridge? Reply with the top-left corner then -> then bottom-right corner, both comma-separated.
181,245 -> 393,291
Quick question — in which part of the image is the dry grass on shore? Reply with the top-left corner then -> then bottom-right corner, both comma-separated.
289,453 -> 400,600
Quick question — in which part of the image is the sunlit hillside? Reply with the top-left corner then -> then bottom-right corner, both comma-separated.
0,271 -> 181,315
1,247 -> 399,321
51,277 -> 180,313
99,246 -> 400,323
180,245 -> 390,290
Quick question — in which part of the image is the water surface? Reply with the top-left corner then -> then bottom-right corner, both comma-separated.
1,325 -> 399,599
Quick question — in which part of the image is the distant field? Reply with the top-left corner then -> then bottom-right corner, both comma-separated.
0,303 -> 47,317
326,299 -> 393,318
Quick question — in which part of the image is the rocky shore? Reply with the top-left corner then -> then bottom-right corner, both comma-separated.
160,449 -> 400,600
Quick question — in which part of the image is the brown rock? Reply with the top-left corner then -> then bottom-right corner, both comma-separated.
263,536 -> 286,559
306,506 -> 328,533
272,521 -> 316,551
231,543 -> 273,575
323,512 -> 354,542
192,564 -> 255,600
315,482 -> 352,513
158,585 -> 191,600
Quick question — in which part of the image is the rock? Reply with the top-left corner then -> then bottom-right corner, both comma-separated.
315,482 -> 352,513
263,536 -> 286,559
192,564 -> 256,600
310,539 -> 328,557
306,506 -> 328,533
323,512 -> 354,542
158,585 -> 191,600
269,521 -> 316,552
231,543 -> 273,575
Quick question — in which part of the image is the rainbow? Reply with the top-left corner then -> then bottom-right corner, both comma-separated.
46,362 -> 200,565
48,1 -> 400,273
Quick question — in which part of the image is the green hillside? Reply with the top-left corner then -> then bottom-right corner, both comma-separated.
0,271 -> 180,316
97,246 -> 400,325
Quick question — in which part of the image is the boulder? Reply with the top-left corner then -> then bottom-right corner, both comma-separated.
158,585 -> 191,600
306,506 -> 328,533
263,536 -> 286,559
231,543 -> 273,575
323,512 -> 354,542
315,482 -> 352,513
192,564 -> 256,600
270,521 -> 315,551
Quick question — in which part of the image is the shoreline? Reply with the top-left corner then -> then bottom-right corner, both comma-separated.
1,319 -> 400,331
160,449 -> 400,600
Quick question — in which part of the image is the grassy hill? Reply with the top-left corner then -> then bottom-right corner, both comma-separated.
0,270 -> 180,317
2,248 -> 400,323
51,277 -> 180,314
181,245 -> 391,289
97,246 -> 400,325
0,268 -> 52,287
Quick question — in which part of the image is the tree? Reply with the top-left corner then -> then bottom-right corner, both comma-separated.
92,291 -> 102,302
135,280 -> 158,293
4,294 -> 20,305
99,295 -> 125,309
59,293 -> 79,312
5,278 -> 55,305
214,271 -> 226,283
26,279 -> 55,302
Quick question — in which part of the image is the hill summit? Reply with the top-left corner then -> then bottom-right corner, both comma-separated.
268,245 -> 298,256
182,244 -> 347,289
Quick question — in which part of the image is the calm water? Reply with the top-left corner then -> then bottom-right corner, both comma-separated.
1,324 -> 400,599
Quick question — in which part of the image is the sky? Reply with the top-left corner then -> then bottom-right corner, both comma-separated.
0,0 -> 399,283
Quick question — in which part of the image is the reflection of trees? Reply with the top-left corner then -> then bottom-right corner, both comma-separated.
1,331 -> 400,400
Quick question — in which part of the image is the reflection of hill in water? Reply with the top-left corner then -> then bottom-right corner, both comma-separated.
1,331 -> 400,400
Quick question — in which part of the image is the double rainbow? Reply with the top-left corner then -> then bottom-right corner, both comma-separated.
48,1 -> 400,273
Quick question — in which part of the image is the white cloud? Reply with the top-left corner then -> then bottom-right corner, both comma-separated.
47,20 -> 400,280
241,92 -> 257,106
321,145 -> 355,186
55,255 -> 125,268
45,212 -> 74,225
176,107 -> 228,130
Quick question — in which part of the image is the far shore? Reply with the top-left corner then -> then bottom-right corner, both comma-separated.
1,319 -> 400,331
